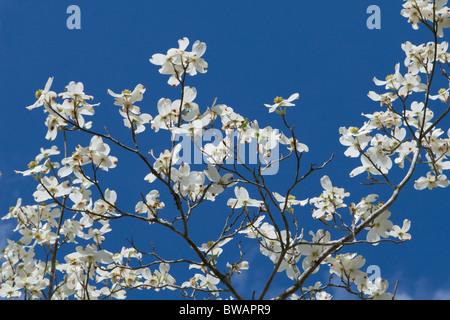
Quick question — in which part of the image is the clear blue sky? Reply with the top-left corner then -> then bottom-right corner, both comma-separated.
0,1 -> 449,299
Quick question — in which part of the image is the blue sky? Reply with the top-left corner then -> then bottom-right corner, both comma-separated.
0,1 -> 449,299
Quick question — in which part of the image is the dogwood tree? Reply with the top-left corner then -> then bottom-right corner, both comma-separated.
1,0 -> 450,300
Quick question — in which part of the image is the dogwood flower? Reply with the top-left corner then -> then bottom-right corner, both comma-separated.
107,84 -> 146,112
273,192 -> 308,211
388,219 -> 412,241
364,277 -> 393,300
414,171 -> 450,190
44,112 -> 67,141
264,93 -> 299,113
199,238 -> 232,259
27,77 -> 55,110
33,176 -> 72,202
135,190 -> 165,220
365,210 -> 394,244
150,37 -> 208,86
144,144 -> 182,182
183,273 -> 220,295
186,40 -> 208,75
88,136 -> 118,171
152,98 -> 179,132
226,261 -> 249,275
298,230 -> 331,274
310,176 -> 350,220
227,186 -> 263,209
327,253 -> 367,283
0,282 -> 22,299
59,81 -> 94,103
172,86 -> 200,121
339,126 -> 372,158
430,88 -> 450,102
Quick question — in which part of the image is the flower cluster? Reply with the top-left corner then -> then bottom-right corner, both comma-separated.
401,0 -> 450,37
341,2 -> 450,191
2,1 -> 450,300
27,79 -> 99,141
150,37 -> 207,86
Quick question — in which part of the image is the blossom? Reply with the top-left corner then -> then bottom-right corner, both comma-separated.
272,192 -> 308,211
144,144 -> 182,182
264,93 -> 299,113
430,88 -> 450,102
27,77 -> 55,110
203,165 -> 235,199
69,188 -> 91,211
372,63 -> 404,91
310,175 -> 350,220
177,86 -> 201,121
186,40 -> 208,75
298,230 -> 331,274
187,274 -> 220,295
339,126 -> 372,158
0,283 -> 22,299
327,253 -> 367,283
59,81 -> 94,103
388,219 -> 412,241
33,176 -> 72,202
150,37 -> 208,86
414,171 -> 449,190
107,84 -> 146,112
119,109 -> 153,133
278,133 -> 309,153
64,244 -> 113,265
44,112 -> 67,141
226,261 -> 249,275
135,190 -> 165,220
365,211 -> 394,244
176,165 -> 206,200
151,98 -> 179,132
199,238 -> 232,259
367,91 -> 398,107
88,136 -> 118,171
227,186 -> 263,209
364,278 -> 393,300
170,113 -> 212,141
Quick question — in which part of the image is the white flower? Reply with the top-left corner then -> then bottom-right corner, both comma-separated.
186,40 -> 208,75
278,133 -> 309,153
151,98 -> 179,132
310,176 -> 349,220
33,176 -> 72,202
0,283 -> 22,299
339,126 -> 372,158
150,37 -> 207,86
388,219 -> 412,241
273,192 -> 308,211
430,88 -> 450,102
107,84 -> 146,112
59,81 -> 94,102
298,230 -> 331,274
199,238 -> 232,258
27,77 -> 55,110
365,211 -> 394,244
264,93 -> 299,113
327,253 -> 367,283
414,171 -> 450,190
227,186 -> 263,209
88,136 -> 118,171
365,278 -> 393,300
